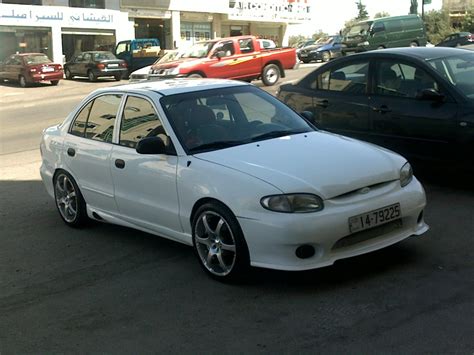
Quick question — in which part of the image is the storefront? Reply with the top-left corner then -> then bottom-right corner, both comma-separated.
0,4 -> 134,63
124,7 -> 172,50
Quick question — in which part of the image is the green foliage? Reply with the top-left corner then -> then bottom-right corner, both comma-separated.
423,9 -> 455,44
342,18 -> 359,35
289,35 -> 308,47
355,0 -> 369,21
374,11 -> 390,18
410,0 -> 418,15
461,8 -> 474,33
312,30 -> 329,41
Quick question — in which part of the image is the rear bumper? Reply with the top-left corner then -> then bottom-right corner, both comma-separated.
92,68 -> 128,77
29,71 -> 63,82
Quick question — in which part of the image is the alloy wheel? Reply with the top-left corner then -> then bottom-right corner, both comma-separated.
194,211 -> 237,276
54,173 -> 78,223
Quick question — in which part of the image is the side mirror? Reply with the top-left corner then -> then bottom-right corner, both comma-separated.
214,51 -> 226,59
300,111 -> 316,125
136,136 -> 167,154
416,88 -> 445,102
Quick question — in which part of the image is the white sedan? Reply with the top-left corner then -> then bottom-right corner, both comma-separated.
40,79 -> 429,281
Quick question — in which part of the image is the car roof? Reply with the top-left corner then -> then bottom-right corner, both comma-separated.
350,47 -> 472,61
95,78 -> 249,96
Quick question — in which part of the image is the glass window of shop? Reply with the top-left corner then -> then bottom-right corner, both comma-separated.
69,0 -> 105,8
0,27 -> 52,62
61,30 -> 116,62
221,25 -> 250,38
2,0 -> 42,5
134,18 -> 167,49
180,22 -> 211,46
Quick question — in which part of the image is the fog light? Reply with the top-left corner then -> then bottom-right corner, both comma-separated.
295,245 -> 315,259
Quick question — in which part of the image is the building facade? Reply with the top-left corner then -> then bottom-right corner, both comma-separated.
443,0 -> 474,27
0,0 -> 312,63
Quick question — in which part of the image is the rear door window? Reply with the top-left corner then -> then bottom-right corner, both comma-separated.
316,62 -> 369,94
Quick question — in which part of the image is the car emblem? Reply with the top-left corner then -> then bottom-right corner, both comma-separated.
359,187 -> 370,194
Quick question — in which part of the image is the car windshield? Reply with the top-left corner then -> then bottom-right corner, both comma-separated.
161,85 -> 314,153
348,22 -> 371,36
93,52 -> 116,61
427,52 -> 474,101
180,42 -> 215,58
24,54 -> 51,65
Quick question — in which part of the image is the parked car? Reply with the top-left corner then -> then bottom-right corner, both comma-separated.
129,49 -> 184,82
342,15 -> 427,54
298,35 -> 343,63
64,51 -> 127,82
295,39 -> 316,54
278,47 -> 474,168
436,32 -> 473,47
257,38 -> 277,49
149,35 -> 296,86
40,78 -> 429,281
115,38 -> 161,75
0,53 -> 63,88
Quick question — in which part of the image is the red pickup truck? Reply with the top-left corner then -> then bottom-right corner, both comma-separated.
149,36 -> 296,86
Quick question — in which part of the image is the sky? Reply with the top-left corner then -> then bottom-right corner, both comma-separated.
290,0 -> 443,36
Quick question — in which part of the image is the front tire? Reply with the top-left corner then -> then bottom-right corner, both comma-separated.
53,171 -> 88,228
88,70 -> 97,82
51,80 -> 59,86
192,202 -> 250,281
65,68 -> 73,80
321,51 -> 331,62
187,73 -> 203,78
261,63 -> 280,86
410,41 -> 419,47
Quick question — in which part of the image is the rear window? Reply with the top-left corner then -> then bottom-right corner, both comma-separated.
93,52 -> 116,61
24,55 -> 51,65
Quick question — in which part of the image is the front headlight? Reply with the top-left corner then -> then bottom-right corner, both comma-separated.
310,49 -> 320,53
260,193 -> 324,213
357,41 -> 370,46
400,162 -> 413,187
166,66 -> 180,75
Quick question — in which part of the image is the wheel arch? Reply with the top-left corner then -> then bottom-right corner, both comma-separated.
262,60 -> 285,78
190,197 -> 236,228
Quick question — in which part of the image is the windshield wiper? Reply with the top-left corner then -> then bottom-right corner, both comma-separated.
189,140 -> 242,153
250,129 -> 309,142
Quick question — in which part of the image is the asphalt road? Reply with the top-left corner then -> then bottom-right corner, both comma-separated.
1,66 -> 473,353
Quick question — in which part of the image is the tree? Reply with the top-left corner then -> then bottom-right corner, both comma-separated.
374,11 -> 390,18
355,0 -> 369,21
289,35 -> 308,48
312,30 -> 329,41
410,0 -> 418,15
461,8 -> 474,33
423,9 -> 455,44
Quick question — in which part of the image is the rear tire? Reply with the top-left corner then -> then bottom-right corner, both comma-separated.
51,80 -> 59,86
261,63 -> 280,86
114,74 -> 122,81
192,202 -> 250,282
53,170 -> 88,228
410,41 -> 419,47
187,73 -> 203,78
19,75 -> 28,88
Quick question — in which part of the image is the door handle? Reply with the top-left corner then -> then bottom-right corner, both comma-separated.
373,105 -> 392,113
115,159 -> 125,169
316,99 -> 329,108
67,148 -> 75,157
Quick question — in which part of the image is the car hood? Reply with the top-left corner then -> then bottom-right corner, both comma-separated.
151,57 -> 202,70
194,132 -> 405,200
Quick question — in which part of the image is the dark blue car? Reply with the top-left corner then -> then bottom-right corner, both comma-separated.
298,35 -> 343,63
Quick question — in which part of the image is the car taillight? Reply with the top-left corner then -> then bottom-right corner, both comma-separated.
468,34 -> 473,42
97,63 -> 105,69
57,65 -> 62,70
30,68 -> 37,72
120,62 -> 127,67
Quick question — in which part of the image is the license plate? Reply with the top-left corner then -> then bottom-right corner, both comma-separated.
300,53 -> 308,57
42,67 -> 54,72
108,64 -> 119,68
349,203 -> 401,233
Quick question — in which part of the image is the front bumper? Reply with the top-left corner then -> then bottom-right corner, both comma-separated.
238,178 -> 428,271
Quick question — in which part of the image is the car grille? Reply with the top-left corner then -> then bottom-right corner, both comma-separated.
332,219 -> 403,250
330,180 -> 395,201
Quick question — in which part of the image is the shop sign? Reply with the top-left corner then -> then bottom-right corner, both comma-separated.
0,4 -> 122,26
228,0 -> 311,22
127,8 -> 171,19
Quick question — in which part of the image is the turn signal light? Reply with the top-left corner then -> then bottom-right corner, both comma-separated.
97,63 -> 105,69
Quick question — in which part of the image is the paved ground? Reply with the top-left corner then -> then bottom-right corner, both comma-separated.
1,67 -> 473,353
